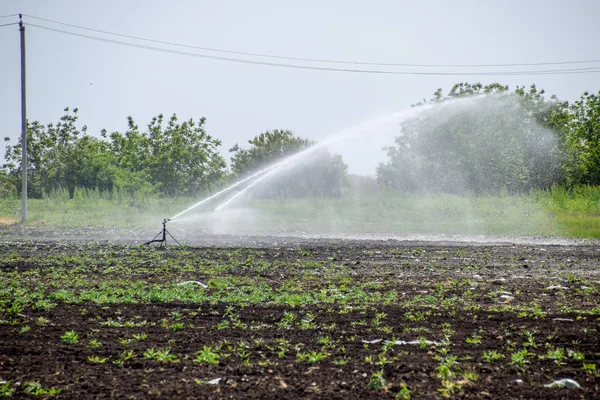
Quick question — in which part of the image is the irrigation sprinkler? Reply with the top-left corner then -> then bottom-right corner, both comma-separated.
145,218 -> 179,246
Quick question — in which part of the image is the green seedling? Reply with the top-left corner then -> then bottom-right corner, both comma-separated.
194,346 -> 220,365
88,355 -> 109,364
367,370 -> 387,390
61,330 -> 79,345
482,350 -> 504,362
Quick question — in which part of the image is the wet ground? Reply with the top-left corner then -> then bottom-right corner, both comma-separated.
0,223 -> 593,247
0,225 -> 599,398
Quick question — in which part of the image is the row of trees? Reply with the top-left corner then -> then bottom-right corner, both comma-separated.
1,109 -> 346,198
377,83 -> 600,194
2,83 -> 599,199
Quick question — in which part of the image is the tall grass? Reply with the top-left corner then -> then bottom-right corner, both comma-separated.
246,192 -> 564,236
532,185 -> 600,238
1,185 -> 599,238
0,188 -> 194,228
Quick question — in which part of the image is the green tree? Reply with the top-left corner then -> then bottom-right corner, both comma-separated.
560,91 -> 600,185
377,83 -> 565,194
145,114 -> 226,195
229,129 -> 311,175
229,129 -> 348,197
0,168 -> 16,198
4,107 -> 94,197
107,114 -> 226,196
4,109 -> 227,197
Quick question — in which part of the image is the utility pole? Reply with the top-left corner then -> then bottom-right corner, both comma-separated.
19,14 -> 27,223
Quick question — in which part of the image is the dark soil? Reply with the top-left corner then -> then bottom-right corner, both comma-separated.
0,227 -> 599,399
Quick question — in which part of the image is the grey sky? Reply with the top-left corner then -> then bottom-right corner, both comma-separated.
1,0 -> 599,176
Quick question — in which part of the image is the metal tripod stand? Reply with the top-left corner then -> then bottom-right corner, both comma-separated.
145,218 -> 179,246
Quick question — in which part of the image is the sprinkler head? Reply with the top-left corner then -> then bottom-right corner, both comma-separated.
163,218 -> 171,225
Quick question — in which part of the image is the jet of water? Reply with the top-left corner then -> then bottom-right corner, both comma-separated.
169,162 -> 283,221
171,95 -> 484,221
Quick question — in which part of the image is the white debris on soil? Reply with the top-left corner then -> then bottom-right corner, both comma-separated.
178,280 -> 208,288
361,339 -> 439,345
394,339 -> 439,345
515,379 -> 523,385
361,339 -> 382,344
552,318 -> 574,322
543,378 -> 581,389
207,378 -> 222,385
546,285 -> 569,290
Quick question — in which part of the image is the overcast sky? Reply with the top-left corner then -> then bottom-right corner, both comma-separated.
1,0 -> 599,175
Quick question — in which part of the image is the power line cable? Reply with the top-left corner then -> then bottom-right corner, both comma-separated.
0,22 -> 18,29
27,23 -> 600,76
23,14 -> 600,69
0,14 -> 19,20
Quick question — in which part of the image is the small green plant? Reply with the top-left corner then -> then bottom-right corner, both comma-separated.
334,357 -> 349,366
118,337 -> 134,346
297,350 -> 327,364
376,354 -> 392,367
88,355 -> 109,364
435,355 -> 459,380
438,380 -> 461,398
19,325 -> 31,334
582,363 -> 597,375
567,349 -> 584,361
396,383 -> 412,399
61,330 -> 78,345
279,311 -> 297,328
381,340 -> 395,353
367,370 -> 387,390
299,312 -> 316,330
542,347 -> 565,366
482,350 -> 504,362
216,320 -> 230,329
510,349 -> 531,366
23,381 -> 62,396
465,334 -> 482,344
435,364 -> 454,380
194,346 -> 220,365
460,367 -> 479,382
143,348 -> 158,360
171,322 -> 184,332
155,348 -> 179,363
417,336 -> 430,349
132,333 -> 147,341
87,339 -> 103,348
170,311 -> 183,320
404,311 -> 425,322
371,312 -> 387,327
522,330 -> 537,348
121,349 -> 135,361
23,381 -> 43,395
35,317 -> 50,326
0,381 -> 14,397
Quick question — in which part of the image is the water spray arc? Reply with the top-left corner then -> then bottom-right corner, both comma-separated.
170,162 -> 284,221
144,95 -> 488,241
144,163 -> 284,244
214,147 -> 323,211
215,167 -> 281,211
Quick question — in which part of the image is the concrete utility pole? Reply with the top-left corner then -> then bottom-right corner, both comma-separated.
19,14 -> 27,223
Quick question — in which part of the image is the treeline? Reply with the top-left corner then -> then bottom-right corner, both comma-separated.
377,83 -> 600,194
1,110 -> 346,199
2,83 -> 599,199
